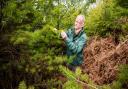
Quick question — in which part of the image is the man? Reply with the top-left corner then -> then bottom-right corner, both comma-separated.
61,15 -> 87,71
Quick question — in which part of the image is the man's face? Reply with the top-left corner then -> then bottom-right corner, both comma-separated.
74,16 -> 84,30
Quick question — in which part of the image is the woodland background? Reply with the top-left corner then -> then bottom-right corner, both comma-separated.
0,0 -> 128,89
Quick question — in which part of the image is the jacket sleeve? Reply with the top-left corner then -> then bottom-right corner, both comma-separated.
65,34 -> 86,54
66,28 -> 71,37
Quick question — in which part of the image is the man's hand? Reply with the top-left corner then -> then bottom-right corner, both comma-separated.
61,31 -> 67,39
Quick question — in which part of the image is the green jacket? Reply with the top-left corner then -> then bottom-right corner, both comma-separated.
65,27 -> 86,66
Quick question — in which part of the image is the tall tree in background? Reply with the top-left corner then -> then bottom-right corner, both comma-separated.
0,0 -> 89,89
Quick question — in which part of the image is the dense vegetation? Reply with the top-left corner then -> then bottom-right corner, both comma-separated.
0,0 -> 128,89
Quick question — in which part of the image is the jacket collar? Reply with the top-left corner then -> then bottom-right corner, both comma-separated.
72,27 -> 84,37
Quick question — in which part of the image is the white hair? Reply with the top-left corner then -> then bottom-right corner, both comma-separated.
77,14 -> 85,23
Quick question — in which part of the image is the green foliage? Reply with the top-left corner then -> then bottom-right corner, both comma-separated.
9,24 -> 67,88
11,24 -> 65,57
1,0 -> 70,88
116,0 -> 128,8
59,66 -> 83,89
85,0 -> 128,41
59,66 -> 98,89
28,86 -> 35,89
63,80 -> 83,89
18,81 -> 35,89
111,65 -> 128,89
18,81 -> 27,89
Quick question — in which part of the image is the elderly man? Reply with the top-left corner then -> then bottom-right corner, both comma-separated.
61,15 -> 87,71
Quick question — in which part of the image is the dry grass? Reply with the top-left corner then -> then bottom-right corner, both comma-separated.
82,37 -> 128,85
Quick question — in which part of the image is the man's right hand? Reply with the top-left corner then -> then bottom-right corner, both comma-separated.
61,31 -> 67,39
